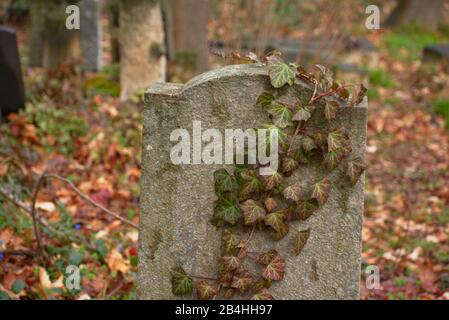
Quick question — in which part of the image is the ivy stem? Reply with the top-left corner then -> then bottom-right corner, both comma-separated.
310,84 -> 354,104
244,225 -> 256,246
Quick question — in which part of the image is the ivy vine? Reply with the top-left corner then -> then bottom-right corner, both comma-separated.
170,51 -> 367,300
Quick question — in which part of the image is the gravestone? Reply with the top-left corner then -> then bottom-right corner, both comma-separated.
423,44 -> 449,71
138,64 -> 367,299
0,26 -> 25,119
80,0 -> 102,72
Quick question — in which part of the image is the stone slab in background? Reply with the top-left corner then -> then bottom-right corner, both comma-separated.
138,64 -> 367,299
80,0 -> 102,72
0,26 -> 25,119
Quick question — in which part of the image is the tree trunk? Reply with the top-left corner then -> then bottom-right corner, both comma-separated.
164,0 -> 209,74
119,0 -> 166,100
385,0 -> 446,30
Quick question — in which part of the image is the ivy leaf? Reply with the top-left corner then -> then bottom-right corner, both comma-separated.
222,255 -> 242,272
292,107 -> 311,122
323,150 -> 344,170
268,102 -> 292,128
338,87 -> 350,100
218,272 -> 233,287
262,255 -> 286,281
281,156 -> 299,173
347,157 -> 367,186
315,64 -> 333,90
352,84 -> 367,106
268,62 -> 295,88
295,229 -> 311,255
312,178 -> 330,206
263,170 -> 284,191
214,169 -> 237,194
264,211 -> 289,240
301,136 -> 317,152
282,183 -> 301,202
256,91 -> 275,109
171,267 -> 193,295
253,279 -> 272,292
251,288 -> 274,300
240,199 -> 266,225
261,124 -> 288,149
231,271 -> 255,293
195,281 -> 218,300
324,101 -> 339,121
257,249 -> 279,265
223,288 -> 236,299
311,132 -> 327,148
212,193 -> 241,226
296,198 -> 319,220
327,128 -> 349,152
221,229 -> 240,255
264,197 -> 278,213
239,170 -> 263,198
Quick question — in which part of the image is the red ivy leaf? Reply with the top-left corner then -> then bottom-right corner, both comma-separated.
347,157 -> 367,186
251,288 -> 274,300
195,281 -> 218,300
222,255 -> 242,272
240,199 -> 266,225
262,255 -> 286,281
295,229 -> 310,255
231,272 -> 255,293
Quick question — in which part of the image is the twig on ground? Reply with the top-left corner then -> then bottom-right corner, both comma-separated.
45,174 -> 138,229
30,171 -> 47,257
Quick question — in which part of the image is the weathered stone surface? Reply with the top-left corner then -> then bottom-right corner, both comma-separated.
80,0 -> 102,72
138,64 -> 367,300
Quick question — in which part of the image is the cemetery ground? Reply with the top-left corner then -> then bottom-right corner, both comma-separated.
1,27 -> 449,300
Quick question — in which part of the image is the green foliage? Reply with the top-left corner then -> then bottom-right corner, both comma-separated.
171,53 -> 366,299
432,98 -> 449,129
84,64 -> 121,97
367,68 -> 395,88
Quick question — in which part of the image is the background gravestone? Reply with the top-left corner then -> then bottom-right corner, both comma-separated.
0,26 -> 25,119
138,64 -> 367,299
80,0 -> 102,72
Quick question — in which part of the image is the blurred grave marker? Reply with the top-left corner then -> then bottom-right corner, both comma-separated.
138,64 -> 368,299
80,0 -> 102,72
0,26 -> 25,119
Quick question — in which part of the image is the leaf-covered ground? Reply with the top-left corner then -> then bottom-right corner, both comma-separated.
1,22 -> 449,299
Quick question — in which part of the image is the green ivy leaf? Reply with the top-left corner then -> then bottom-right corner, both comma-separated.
221,229 -> 240,255
214,169 -> 237,194
256,91 -> 275,109
222,255 -> 242,272
257,249 -> 279,265
347,157 -> 367,186
268,62 -> 295,88
262,255 -> 286,281
240,199 -> 266,225
268,102 -> 292,128
324,100 -> 339,121
312,178 -> 330,206
171,267 -> 193,295
295,229 -> 310,255
296,198 -> 319,220
231,271 -> 254,293
212,193 -> 241,226
195,281 -> 218,300
282,183 -> 301,202
251,288 -> 274,300
263,171 -> 284,191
